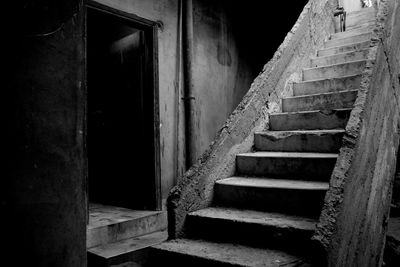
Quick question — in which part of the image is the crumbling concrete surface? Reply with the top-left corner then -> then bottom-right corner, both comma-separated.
313,0 -> 400,266
167,0 -> 339,238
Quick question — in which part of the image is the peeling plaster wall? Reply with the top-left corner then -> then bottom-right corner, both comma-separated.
314,0 -> 400,265
168,0 -> 339,238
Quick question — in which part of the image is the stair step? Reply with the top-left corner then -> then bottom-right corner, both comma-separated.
346,7 -> 375,17
269,108 -> 352,131
331,25 -> 374,39
254,130 -> 344,153
186,207 -> 316,250
346,17 -> 375,29
149,239 -> 314,267
310,49 -> 369,67
324,32 -> 371,48
317,40 -> 370,57
282,90 -> 358,113
215,177 -> 329,216
236,152 -> 337,180
88,230 -> 168,267
303,60 -> 365,81
346,20 -> 376,31
293,74 -> 362,96
87,203 -> 167,248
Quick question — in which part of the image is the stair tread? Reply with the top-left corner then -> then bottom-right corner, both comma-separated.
294,73 -> 362,84
310,49 -> 369,61
216,177 -> 330,190
318,40 -> 370,52
189,207 -> 317,231
303,59 -> 366,71
255,129 -> 345,135
88,203 -> 164,229
88,230 -> 168,259
283,89 -> 358,100
152,238 -> 313,267
237,151 -> 337,158
272,107 -> 353,116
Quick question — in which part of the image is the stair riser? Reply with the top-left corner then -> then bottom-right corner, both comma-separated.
303,61 -> 365,81
215,184 -> 327,216
347,21 -> 375,31
324,33 -> 371,48
269,109 -> 351,131
282,90 -> 357,113
87,212 -> 167,248
236,155 -> 336,180
331,26 -> 374,39
185,215 -> 315,251
346,16 -> 375,28
318,41 -> 370,57
311,50 -> 368,68
254,132 -> 343,153
293,75 -> 361,96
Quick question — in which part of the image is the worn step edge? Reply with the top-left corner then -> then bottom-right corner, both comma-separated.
88,230 -> 168,259
216,177 -> 330,191
317,40 -> 370,56
310,49 -> 369,68
237,151 -> 338,159
150,239 -> 312,267
283,89 -> 358,101
189,207 -> 317,231
269,108 -> 352,131
303,59 -> 366,73
330,28 -> 373,39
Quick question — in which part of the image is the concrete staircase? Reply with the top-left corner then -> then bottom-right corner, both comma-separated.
148,7 -> 375,267
87,204 -> 167,267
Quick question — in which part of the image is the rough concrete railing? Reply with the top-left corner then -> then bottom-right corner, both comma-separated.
313,0 -> 400,265
167,0 -> 339,238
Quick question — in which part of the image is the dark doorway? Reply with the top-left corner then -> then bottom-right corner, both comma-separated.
87,6 -> 160,211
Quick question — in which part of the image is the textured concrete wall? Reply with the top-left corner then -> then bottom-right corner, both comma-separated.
3,1 -> 86,266
168,0 -> 339,238
89,0 -> 308,206
189,0 -> 309,161
314,0 -> 400,265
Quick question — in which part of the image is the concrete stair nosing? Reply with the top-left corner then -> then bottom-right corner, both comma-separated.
148,239 -> 315,267
214,177 -> 329,216
330,25 -> 374,39
185,207 -> 317,251
254,129 -> 344,153
293,74 -> 362,96
310,49 -> 369,68
324,32 -> 372,48
88,230 -> 168,267
269,108 -> 352,131
302,59 -> 366,81
317,40 -> 370,57
282,89 -> 358,113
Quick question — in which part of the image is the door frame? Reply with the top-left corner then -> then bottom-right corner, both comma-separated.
84,0 -> 161,211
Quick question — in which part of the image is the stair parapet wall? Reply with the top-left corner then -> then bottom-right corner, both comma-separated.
313,0 -> 400,265
167,0 -> 339,238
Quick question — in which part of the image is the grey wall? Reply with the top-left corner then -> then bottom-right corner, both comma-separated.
90,0 -> 308,206
314,0 -> 400,265
4,1 -> 86,266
